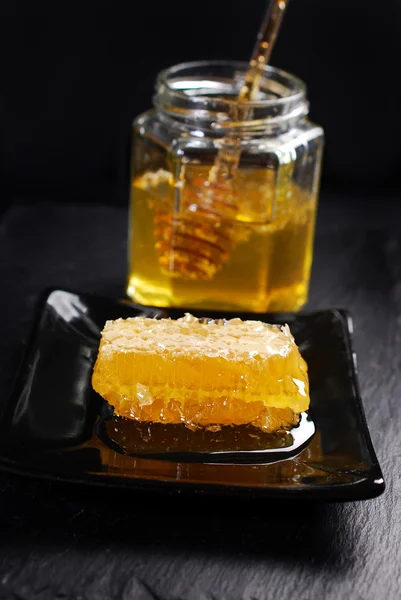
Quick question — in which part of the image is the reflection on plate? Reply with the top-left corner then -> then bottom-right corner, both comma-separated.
0,288 -> 385,501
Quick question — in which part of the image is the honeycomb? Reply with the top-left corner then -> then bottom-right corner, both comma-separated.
92,313 -> 309,432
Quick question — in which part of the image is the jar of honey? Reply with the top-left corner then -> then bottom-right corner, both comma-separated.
127,61 -> 324,312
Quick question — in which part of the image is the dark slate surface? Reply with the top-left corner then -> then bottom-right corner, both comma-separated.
0,193 -> 400,600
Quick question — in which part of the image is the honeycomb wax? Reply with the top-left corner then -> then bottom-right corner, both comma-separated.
92,313 -> 310,432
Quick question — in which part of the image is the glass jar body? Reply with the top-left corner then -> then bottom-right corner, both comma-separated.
127,62 -> 324,312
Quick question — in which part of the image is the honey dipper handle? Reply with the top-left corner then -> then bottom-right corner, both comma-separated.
239,0 -> 289,102
209,0 -> 289,183
155,1 -> 290,281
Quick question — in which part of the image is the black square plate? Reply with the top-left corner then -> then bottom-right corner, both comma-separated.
0,289 -> 384,501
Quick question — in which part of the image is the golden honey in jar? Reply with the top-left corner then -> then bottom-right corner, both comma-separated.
127,61 -> 324,312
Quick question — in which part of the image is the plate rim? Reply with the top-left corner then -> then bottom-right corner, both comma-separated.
0,287 -> 385,502
0,454 -> 385,502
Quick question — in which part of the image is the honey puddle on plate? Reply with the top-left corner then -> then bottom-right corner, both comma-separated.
96,405 -> 315,464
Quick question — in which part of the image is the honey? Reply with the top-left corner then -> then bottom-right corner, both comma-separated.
92,313 -> 309,432
128,164 -> 318,312
127,61 -> 324,312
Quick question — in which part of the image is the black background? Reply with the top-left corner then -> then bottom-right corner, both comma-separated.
1,0 -> 401,210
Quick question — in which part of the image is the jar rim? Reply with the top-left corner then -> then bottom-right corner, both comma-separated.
157,60 -> 306,106
155,60 -> 308,130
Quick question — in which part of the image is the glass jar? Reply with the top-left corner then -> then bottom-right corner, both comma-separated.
127,60 -> 324,312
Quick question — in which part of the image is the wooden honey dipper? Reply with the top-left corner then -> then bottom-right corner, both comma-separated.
155,0 -> 289,281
